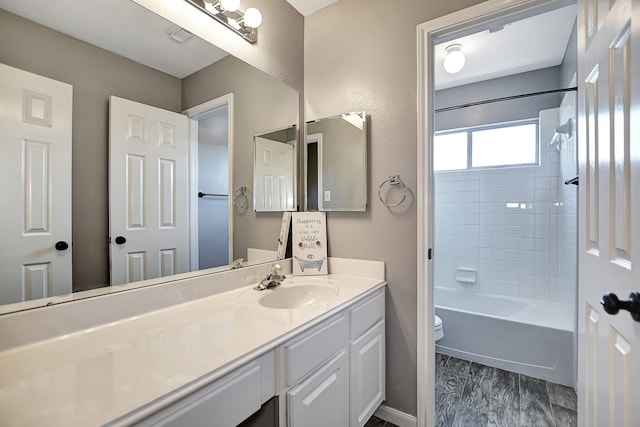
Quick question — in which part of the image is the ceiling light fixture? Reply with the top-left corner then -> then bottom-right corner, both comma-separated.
186,0 -> 262,43
443,44 -> 465,74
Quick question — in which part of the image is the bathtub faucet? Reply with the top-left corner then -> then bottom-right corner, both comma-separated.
254,263 -> 286,290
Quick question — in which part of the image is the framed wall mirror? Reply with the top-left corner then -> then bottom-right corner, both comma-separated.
0,0 -> 299,313
253,125 -> 298,212
305,112 -> 367,211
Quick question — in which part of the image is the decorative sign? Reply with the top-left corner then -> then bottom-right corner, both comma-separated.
277,212 -> 292,260
292,212 -> 328,275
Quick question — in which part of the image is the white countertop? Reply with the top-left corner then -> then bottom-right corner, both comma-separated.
0,264 -> 385,427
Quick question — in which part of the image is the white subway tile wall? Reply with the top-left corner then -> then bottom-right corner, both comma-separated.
434,102 -> 577,305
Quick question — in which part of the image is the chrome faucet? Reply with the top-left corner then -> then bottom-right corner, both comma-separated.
254,263 -> 286,290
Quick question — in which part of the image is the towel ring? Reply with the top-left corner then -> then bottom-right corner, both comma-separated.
378,175 -> 407,207
233,186 -> 249,211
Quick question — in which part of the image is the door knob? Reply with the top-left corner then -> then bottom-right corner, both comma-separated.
54,241 -> 69,251
600,292 -> 640,322
114,236 -> 127,245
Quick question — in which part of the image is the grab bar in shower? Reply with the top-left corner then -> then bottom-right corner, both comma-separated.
564,176 -> 579,186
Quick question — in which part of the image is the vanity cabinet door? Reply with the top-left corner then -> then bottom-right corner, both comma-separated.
134,351 -> 275,427
350,321 -> 385,427
286,349 -> 348,427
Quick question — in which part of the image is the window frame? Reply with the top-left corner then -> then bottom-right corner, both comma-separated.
434,118 -> 540,172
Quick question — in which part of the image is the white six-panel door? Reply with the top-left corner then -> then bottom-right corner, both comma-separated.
577,0 -> 640,425
0,63 -> 73,305
109,96 -> 190,286
254,137 -> 295,211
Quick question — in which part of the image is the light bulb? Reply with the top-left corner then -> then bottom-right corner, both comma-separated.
443,44 -> 465,74
204,1 -> 217,14
220,0 -> 240,12
243,7 -> 262,28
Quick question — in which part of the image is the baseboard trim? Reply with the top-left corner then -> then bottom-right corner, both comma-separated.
374,404 -> 417,427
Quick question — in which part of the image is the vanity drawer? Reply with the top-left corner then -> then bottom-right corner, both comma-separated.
350,288 -> 385,339
285,314 -> 347,386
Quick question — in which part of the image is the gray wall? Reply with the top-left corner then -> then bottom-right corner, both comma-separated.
182,56 -> 300,260
560,20 -> 578,87
304,0 -> 487,416
435,66 -> 563,131
0,10 -> 182,290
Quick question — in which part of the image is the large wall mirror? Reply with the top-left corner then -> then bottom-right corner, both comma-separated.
305,112 -> 367,211
0,0 -> 299,312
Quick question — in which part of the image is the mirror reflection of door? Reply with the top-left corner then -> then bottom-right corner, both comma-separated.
109,95 -> 190,286
0,63 -> 73,304
254,126 -> 297,212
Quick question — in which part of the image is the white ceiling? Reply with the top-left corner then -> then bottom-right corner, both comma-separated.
434,5 -> 577,90
1,0 -> 576,87
286,0 -> 338,16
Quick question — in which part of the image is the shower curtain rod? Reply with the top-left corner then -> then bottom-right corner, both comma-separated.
435,87 -> 578,113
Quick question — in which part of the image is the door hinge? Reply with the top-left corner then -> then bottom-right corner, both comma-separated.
428,248 -> 433,260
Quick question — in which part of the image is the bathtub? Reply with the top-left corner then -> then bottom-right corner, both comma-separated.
435,287 -> 575,387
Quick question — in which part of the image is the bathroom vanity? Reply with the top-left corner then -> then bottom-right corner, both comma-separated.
0,258 -> 385,427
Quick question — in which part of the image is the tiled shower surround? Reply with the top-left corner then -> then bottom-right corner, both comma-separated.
434,100 -> 577,304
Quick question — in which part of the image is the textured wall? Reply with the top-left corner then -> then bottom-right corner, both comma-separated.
303,0 -> 486,416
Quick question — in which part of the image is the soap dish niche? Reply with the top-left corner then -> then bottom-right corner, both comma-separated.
455,268 -> 477,284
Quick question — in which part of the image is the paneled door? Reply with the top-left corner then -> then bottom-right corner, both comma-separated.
109,96 -> 190,285
0,63 -> 73,305
254,136 -> 295,211
577,0 -> 640,425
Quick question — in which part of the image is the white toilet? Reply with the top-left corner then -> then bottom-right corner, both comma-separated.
435,315 -> 444,341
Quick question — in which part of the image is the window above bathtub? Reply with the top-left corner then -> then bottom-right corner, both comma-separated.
434,119 -> 539,172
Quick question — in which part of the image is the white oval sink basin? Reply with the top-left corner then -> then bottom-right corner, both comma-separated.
259,284 -> 337,309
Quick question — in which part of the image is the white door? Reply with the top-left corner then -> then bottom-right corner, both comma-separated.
254,137 -> 295,211
577,0 -> 640,425
109,96 -> 190,285
0,63 -> 73,304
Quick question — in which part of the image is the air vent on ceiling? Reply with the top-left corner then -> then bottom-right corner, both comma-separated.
164,25 -> 194,43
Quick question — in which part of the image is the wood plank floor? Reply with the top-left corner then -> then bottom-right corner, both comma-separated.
365,354 -> 577,427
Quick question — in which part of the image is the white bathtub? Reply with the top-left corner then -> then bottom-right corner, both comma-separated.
435,287 -> 575,387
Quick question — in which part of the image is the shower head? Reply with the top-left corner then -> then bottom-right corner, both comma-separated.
555,118 -> 572,136
549,118 -> 572,152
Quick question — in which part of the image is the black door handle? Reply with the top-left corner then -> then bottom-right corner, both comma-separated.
600,292 -> 640,322
55,241 -> 69,251
114,236 -> 127,245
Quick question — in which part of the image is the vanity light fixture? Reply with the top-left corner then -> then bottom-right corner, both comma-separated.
185,0 -> 262,43
443,44 -> 465,74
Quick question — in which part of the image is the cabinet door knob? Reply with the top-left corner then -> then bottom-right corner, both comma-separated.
55,241 -> 69,251
114,236 -> 127,245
